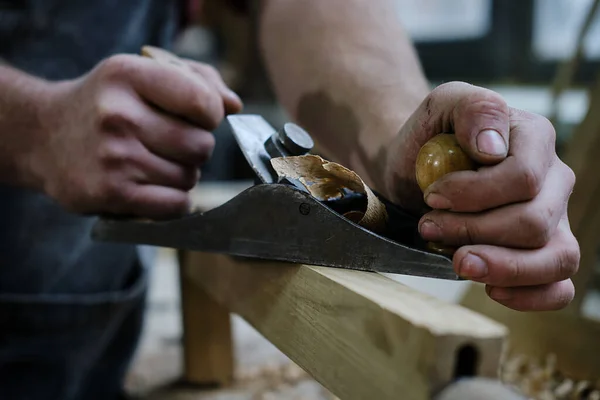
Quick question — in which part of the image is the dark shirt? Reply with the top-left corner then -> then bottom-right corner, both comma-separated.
0,0 -> 179,294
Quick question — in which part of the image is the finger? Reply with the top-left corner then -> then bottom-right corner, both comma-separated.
485,279 -> 575,312
121,184 -> 191,220
136,101 -> 216,166
112,55 -> 226,130
424,109 -> 557,212
419,161 -> 573,248
132,147 -> 200,191
426,82 -> 510,164
186,61 -> 243,115
452,218 -> 580,286
100,135 -> 200,191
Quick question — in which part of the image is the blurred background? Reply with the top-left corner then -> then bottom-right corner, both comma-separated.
129,1 -> 600,398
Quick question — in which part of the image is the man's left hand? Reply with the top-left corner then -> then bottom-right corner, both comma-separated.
383,82 -> 580,312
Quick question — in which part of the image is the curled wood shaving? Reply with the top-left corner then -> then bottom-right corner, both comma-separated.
501,353 -> 599,400
270,155 -> 388,233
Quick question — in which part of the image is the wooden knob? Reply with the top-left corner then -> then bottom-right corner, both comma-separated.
416,134 -> 476,255
416,133 -> 476,192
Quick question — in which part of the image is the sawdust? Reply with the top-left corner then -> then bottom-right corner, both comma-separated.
271,155 -> 388,233
236,362 -> 309,386
234,361 -> 334,400
501,353 -> 600,399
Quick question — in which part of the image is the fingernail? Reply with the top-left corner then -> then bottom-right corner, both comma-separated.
459,253 -> 488,279
424,192 -> 452,210
419,219 -> 442,241
476,129 -> 506,156
489,287 -> 512,301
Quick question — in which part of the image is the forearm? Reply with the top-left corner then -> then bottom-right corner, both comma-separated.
258,0 -> 429,191
0,65 -> 53,189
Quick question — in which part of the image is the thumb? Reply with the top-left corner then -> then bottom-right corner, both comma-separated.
432,82 -> 510,165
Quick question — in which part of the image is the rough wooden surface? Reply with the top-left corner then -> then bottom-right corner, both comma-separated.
461,283 -> 600,382
178,250 -> 234,386
181,251 -> 507,400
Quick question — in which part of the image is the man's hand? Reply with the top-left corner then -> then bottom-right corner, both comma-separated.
28,54 -> 242,219
383,82 -> 580,312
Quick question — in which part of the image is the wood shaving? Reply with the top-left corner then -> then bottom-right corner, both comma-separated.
501,353 -> 599,399
271,155 -> 388,233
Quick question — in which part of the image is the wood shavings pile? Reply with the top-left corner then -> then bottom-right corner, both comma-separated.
501,353 -> 600,399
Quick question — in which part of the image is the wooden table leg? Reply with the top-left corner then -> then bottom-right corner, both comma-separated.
177,250 -> 234,387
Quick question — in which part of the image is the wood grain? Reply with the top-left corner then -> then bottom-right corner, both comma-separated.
182,252 -> 507,400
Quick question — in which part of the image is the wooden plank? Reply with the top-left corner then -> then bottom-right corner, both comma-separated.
461,283 -> 600,381
562,71 -> 600,313
182,252 -> 507,400
177,250 -> 234,386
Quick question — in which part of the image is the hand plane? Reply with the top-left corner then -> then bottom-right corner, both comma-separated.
91,112 -> 464,280
91,46 -> 471,280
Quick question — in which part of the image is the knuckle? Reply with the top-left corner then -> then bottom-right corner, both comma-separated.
95,99 -> 138,136
461,90 -> 509,121
96,109 -> 131,135
517,161 -> 543,199
504,256 -> 524,284
97,141 -> 131,169
192,132 -> 215,164
427,82 -> 464,108
190,90 -> 224,130
199,64 -> 220,79
535,114 -> 557,143
171,128 -> 215,165
431,81 -> 471,96
561,161 -> 576,193
456,219 -> 477,245
555,236 -> 580,279
519,208 -> 552,247
98,54 -> 139,81
552,281 -> 575,310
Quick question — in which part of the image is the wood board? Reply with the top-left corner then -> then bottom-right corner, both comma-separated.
182,251 -> 508,400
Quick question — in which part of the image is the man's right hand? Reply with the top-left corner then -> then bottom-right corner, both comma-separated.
29,54 -> 242,219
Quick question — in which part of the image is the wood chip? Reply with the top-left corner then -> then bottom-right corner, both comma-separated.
270,155 -> 388,233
